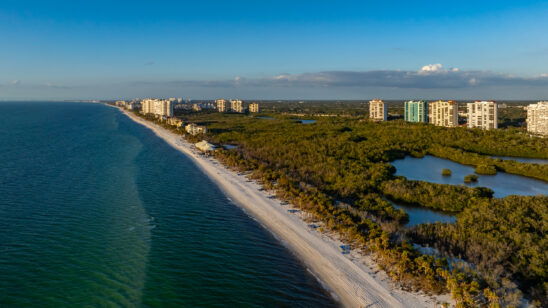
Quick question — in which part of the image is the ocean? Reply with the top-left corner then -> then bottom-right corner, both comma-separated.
0,102 -> 336,307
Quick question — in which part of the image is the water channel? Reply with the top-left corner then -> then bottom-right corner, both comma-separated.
389,155 -> 548,226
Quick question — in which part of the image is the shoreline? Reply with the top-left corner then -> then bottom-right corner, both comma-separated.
112,106 -> 449,308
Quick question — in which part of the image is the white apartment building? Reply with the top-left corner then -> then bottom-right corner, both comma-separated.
369,99 -> 387,121
249,103 -> 260,113
141,99 -> 174,117
230,99 -> 244,113
185,123 -> 207,136
216,99 -> 227,112
125,102 -> 139,110
467,101 -> 498,130
527,101 -> 548,136
429,100 -> 458,127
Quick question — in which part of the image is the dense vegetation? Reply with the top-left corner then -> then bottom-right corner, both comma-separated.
408,195 -> 548,306
428,145 -> 548,182
381,178 -> 493,212
464,174 -> 479,183
474,165 -> 497,175
132,106 -> 548,306
497,106 -> 527,128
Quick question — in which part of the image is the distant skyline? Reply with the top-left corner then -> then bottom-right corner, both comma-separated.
2,0 -> 548,100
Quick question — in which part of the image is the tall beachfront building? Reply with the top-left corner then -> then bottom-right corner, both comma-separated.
249,103 -> 260,113
428,100 -> 458,127
467,101 -> 498,130
404,100 -> 428,123
141,99 -> 174,117
526,101 -> 548,136
230,99 -> 244,113
216,99 -> 227,112
369,99 -> 387,121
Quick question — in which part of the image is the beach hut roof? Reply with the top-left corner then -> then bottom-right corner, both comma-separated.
195,140 -> 216,152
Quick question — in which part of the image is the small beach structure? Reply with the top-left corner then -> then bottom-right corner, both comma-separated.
195,140 -> 216,152
339,244 -> 351,254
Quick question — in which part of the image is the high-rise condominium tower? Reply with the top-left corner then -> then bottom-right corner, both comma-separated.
428,100 -> 458,127
404,100 -> 428,123
467,101 -> 498,130
526,101 -> 548,136
369,99 -> 387,121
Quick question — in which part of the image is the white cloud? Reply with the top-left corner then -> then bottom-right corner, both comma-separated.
11,80 -> 20,86
418,64 -> 460,74
420,63 -> 443,72
274,74 -> 291,80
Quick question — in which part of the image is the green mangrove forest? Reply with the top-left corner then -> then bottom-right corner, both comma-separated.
138,108 -> 548,307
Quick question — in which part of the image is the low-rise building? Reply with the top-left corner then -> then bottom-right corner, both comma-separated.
526,101 -> 548,136
216,99 -> 227,112
467,101 -> 498,130
141,99 -> 174,117
230,99 -> 244,113
249,103 -> 260,113
195,140 -> 216,152
167,117 -> 184,128
369,99 -> 387,121
404,100 -> 428,123
192,104 -> 202,111
428,100 -> 458,127
185,123 -> 207,136
123,101 -> 140,110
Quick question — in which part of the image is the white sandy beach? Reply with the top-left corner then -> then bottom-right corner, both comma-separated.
113,106 -> 451,308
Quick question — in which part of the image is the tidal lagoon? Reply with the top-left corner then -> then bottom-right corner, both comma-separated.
389,155 -> 548,226
392,155 -> 548,198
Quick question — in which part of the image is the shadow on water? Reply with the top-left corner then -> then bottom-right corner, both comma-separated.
490,155 -> 548,165
391,201 -> 456,227
292,119 -> 316,124
0,103 -> 337,308
0,103 -> 151,307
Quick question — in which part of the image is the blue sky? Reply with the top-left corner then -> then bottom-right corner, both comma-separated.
1,0 -> 548,100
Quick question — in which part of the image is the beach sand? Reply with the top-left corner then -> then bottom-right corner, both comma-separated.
114,106 -> 452,308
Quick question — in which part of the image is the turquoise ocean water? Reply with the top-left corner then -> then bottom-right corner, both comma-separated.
0,102 -> 336,307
